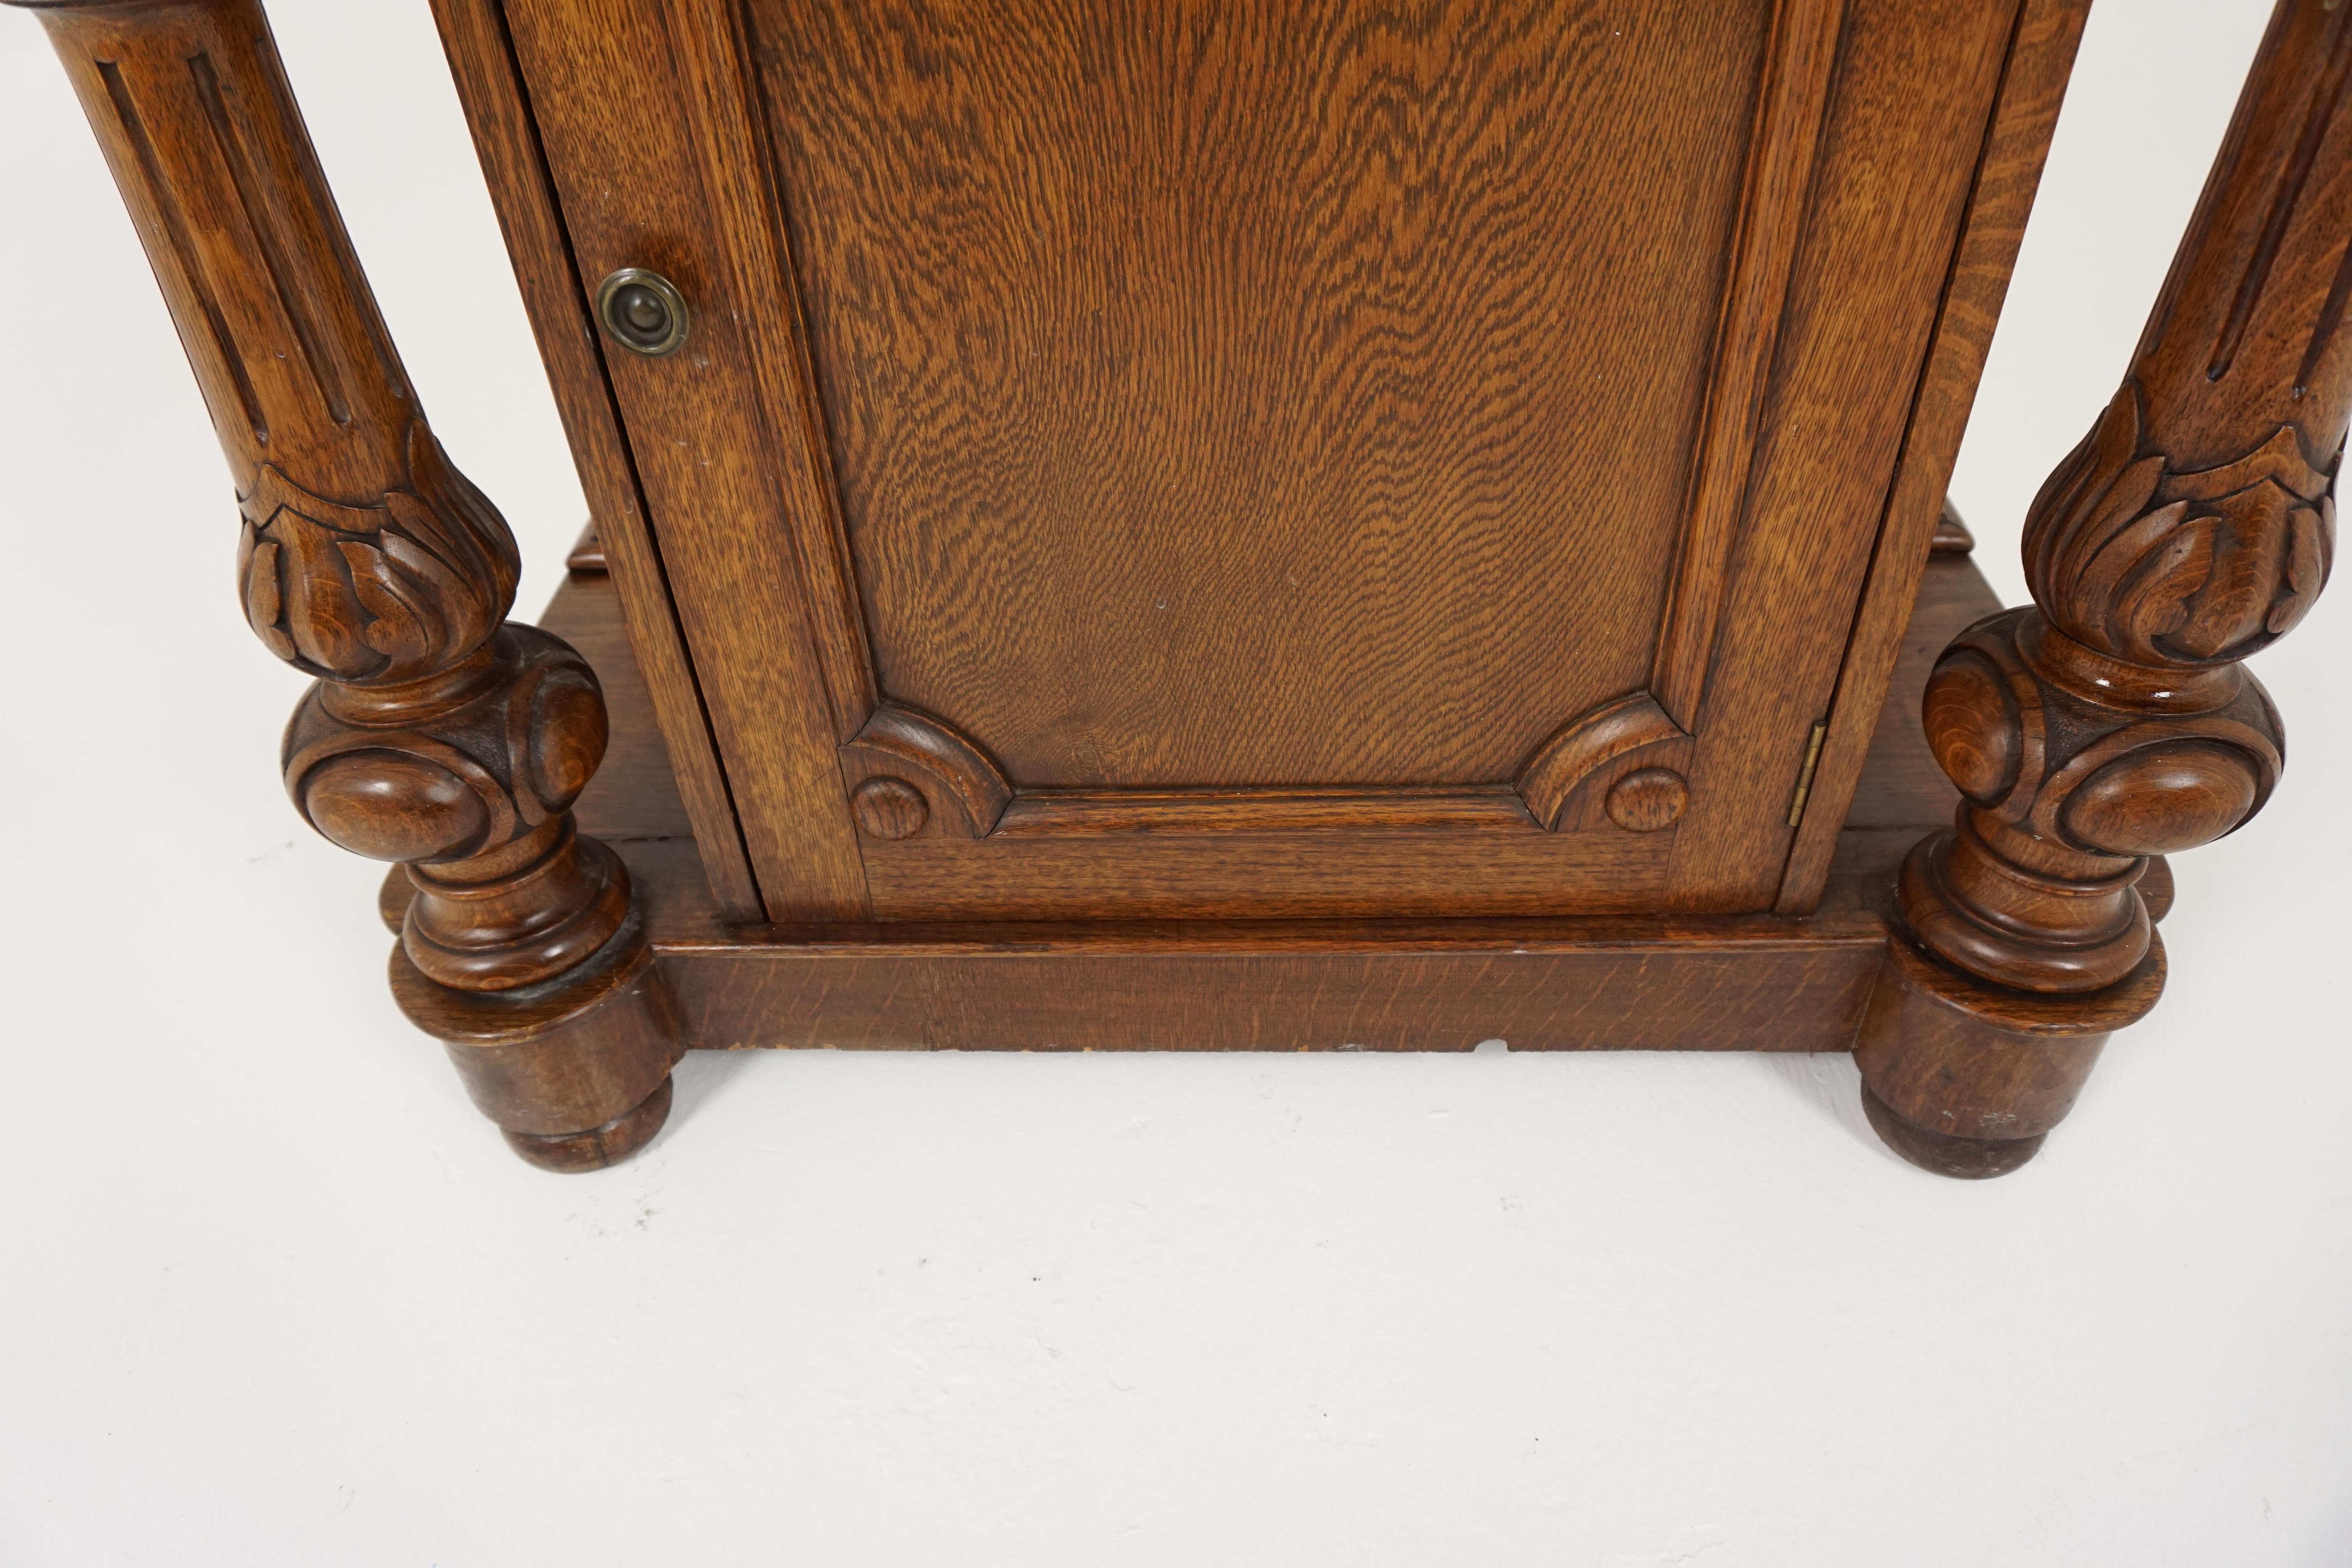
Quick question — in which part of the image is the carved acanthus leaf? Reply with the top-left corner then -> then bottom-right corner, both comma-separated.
237,421 -> 519,686
2024,384 -> 2337,668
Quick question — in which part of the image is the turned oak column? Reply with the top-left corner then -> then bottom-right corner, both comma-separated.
13,0 -> 680,1170
1858,0 -> 2346,1176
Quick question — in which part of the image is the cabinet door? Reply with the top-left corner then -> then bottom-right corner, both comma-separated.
503,0 -> 2028,921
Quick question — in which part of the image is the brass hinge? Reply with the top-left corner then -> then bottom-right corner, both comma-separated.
1785,719 -> 1829,827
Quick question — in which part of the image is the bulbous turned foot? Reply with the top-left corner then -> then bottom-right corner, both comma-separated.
1860,1080 -> 2047,1178
392,921 -> 684,1172
503,1074 -> 673,1172
1853,935 -> 2165,1178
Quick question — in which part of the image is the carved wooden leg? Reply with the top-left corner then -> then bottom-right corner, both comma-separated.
1860,0 -> 2346,1176
17,0 -> 680,1169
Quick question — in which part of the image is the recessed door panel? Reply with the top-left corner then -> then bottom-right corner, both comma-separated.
502,0 -> 2028,920
751,0 -> 1768,789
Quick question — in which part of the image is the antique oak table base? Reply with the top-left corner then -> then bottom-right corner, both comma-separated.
13,0 -> 2342,1177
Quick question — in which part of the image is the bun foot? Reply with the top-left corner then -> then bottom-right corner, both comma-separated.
503,1074 -> 673,1172
1861,1080 -> 2046,1178
1851,936 -> 2163,1178
393,923 -> 684,1172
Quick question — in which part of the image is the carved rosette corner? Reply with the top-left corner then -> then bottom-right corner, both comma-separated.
840,702 -> 1014,840
1514,691 -> 1693,833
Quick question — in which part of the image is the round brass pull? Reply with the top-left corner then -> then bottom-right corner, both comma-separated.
595,267 -> 689,357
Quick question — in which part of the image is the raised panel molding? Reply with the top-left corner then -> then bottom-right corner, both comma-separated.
1650,0 -> 1843,730
846,687 -> 1702,841
728,0 -> 1839,840
457,0 -> 2040,924
991,788 -> 1538,838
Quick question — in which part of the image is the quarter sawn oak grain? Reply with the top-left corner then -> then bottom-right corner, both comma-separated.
14,0 -> 2335,1176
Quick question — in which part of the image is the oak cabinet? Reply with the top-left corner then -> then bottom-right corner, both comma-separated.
14,0 -> 2343,1178
506,0 -> 2020,926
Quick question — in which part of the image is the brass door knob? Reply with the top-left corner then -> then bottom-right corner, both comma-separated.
595,267 -> 689,357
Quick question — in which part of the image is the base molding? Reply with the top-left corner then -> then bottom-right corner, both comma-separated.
364,554 -> 2182,1175
389,838 -> 1891,1053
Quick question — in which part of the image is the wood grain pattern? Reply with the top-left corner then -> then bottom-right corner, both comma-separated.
539,562 -> 2029,857
752,0 -> 1774,790
1605,768 -> 1691,833
405,503 -> 2223,1180
457,544 -> 2014,935
1662,0 -> 2024,911
623,834 -> 1895,1056
506,0 -> 2051,921
499,0 -> 873,920
391,923 -> 684,1171
1855,936 -> 2159,1178
483,0 -> 2061,921
532,544 -> 1989,879
527,557 -> 1988,927
477,551 -> 1997,1053
1650,0 -> 1842,729
854,829 -> 1671,922
679,921 -> 1886,1055
1899,0 -> 2352,995
428,0 -> 763,921
992,787 -> 1533,838
660,0 -> 876,740
16,0 -> 2155,1176
1838,554 -> 2002,840
1775,0 -> 2092,914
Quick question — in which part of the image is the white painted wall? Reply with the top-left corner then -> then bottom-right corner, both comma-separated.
1,2 -> 2345,1563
